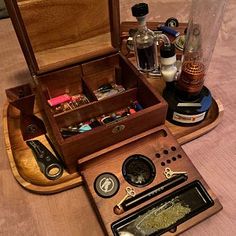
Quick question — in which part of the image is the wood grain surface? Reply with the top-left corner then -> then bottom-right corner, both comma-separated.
0,1 -> 236,236
81,126 -> 222,235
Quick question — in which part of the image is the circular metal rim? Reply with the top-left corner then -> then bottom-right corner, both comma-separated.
94,172 -> 120,198
45,163 -> 63,180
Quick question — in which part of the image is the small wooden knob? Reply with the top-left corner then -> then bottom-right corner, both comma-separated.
113,205 -> 124,215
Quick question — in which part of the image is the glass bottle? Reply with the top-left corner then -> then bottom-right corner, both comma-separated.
177,0 -> 228,98
160,43 -> 177,83
131,3 -> 158,72
163,0 -> 227,126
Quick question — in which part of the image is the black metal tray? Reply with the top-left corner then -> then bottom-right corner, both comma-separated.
111,181 -> 214,236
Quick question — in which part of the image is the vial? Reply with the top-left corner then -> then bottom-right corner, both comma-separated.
160,43 -> 177,83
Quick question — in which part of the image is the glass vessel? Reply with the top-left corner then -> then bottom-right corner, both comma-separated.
177,0 -> 228,97
131,3 -> 158,72
160,43 -> 177,83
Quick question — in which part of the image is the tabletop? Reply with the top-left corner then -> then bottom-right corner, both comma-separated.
0,1 -> 236,235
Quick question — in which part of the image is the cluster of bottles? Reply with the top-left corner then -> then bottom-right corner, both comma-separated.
131,1 -> 226,126
131,3 -> 177,83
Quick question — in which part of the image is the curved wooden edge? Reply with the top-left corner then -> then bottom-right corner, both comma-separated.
2,101 -> 83,194
177,99 -> 224,145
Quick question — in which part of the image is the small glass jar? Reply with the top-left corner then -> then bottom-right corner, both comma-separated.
160,43 -> 177,83
131,3 -> 158,72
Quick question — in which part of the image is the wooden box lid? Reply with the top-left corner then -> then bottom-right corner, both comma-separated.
6,0 -> 120,75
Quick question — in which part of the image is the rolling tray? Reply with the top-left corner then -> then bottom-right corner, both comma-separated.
2,21 -> 223,193
3,0 -> 224,193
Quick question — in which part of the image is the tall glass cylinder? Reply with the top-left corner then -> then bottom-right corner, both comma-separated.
177,0 -> 228,96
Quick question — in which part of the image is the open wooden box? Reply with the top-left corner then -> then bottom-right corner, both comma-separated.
5,0 -> 167,173
5,0 -> 223,234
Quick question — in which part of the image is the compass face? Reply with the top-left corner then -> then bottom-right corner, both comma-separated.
122,154 -> 156,187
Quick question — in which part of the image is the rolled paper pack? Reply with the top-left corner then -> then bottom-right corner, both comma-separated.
47,94 -> 71,107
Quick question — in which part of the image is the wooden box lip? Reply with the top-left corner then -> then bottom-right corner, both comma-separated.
5,0 -> 120,75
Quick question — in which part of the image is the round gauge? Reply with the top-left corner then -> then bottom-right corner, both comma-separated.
122,154 -> 156,187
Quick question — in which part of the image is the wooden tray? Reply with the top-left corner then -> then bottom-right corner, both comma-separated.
3,92 -> 223,194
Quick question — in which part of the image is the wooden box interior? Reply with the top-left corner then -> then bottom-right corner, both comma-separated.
37,53 -> 167,173
81,126 -> 222,235
4,2 -> 223,234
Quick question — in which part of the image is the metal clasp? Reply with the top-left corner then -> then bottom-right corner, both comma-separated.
112,125 -> 125,134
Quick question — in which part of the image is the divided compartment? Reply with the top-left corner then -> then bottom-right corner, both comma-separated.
5,0 -> 167,173
82,54 -> 138,101
36,53 -> 167,173
38,64 -> 96,116
55,77 -> 162,140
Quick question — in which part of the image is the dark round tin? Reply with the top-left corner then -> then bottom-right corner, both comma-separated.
122,154 -> 156,188
94,172 -> 120,198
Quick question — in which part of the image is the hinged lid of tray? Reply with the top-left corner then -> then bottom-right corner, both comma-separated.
6,0 -> 120,75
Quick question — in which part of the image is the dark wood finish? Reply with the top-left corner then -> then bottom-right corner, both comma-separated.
5,84 -> 46,140
2,0 -> 236,232
3,102 -> 82,194
109,0 -> 120,49
4,0 -> 39,74
4,7 -> 223,236
34,52 -> 167,173
81,126 -> 222,235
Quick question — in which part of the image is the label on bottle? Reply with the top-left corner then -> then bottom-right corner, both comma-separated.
172,112 -> 206,124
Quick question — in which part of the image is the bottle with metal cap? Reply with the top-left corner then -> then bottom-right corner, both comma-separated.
131,3 -> 158,72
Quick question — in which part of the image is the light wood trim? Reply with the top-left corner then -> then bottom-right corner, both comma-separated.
3,102 -> 83,194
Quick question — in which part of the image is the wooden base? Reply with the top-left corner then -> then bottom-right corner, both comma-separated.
3,101 -> 82,194
81,125 -> 222,235
3,95 -> 223,194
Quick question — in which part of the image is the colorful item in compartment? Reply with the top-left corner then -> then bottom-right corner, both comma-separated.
132,101 -> 143,111
60,100 -> 143,138
47,94 -> 71,107
51,93 -> 90,114
158,25 -> 180,37
94,83 -> 125,100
